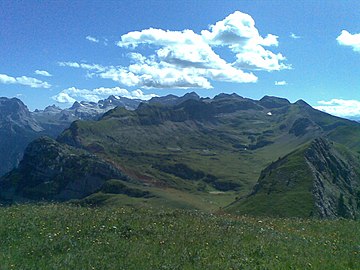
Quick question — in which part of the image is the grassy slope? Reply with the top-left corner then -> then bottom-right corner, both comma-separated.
0,204 -> 359,270
16,99 -> 358,212
328,125 -> 360,153
226,139 -> 360,218
226,145 -> 315,217
73,179 -> 237,211
56,104 -> 319,210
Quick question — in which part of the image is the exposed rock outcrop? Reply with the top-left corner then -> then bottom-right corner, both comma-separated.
305,138 -> 359,218
0,137 -> 128,202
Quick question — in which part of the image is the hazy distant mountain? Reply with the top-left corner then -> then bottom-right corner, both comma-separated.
2,93 -> 360,219
0,93 -> 204,177
0,95 -> 143,177
148,92 -> 200,106
33,95 -> 143,123
33,93 -> 201,124
0,97 -> 46,176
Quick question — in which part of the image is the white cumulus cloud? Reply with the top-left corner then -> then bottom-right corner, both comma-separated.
315,99 -> 360,117
337,30 -> 360,52
201,11 -> 289,71
0,73 -> 51,88
52,86 -> 157,104
117,27 -> 258,87
0,74 -> 16,84
53,92 -> 76,103
60,11 -> 288,89
274,80 -> 287,86
35,70 -> 52,77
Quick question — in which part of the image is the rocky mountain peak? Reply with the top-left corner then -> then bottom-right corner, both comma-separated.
259,96 -> 290,109
43,104 -> 62,113
295,99 -> 312,108
0,97 -> 43,132
0,97 -> 31,119
0,137 -> 129,201
213,93 -> 242,100
148,92 -> 200,106
70,101 -> 82,110
180,91 -> 200,100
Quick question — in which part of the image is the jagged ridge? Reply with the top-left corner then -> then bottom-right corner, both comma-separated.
227,138 -> 360,218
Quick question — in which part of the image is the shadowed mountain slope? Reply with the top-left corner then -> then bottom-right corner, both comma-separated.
0,137 -> 128,202
0,97 -> 46,176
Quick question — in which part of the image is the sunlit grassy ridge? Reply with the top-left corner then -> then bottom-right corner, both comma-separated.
0,204 -> 359,269
227,138 -> 360,219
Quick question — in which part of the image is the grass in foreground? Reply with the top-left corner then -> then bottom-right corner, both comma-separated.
0,204 -> 359,269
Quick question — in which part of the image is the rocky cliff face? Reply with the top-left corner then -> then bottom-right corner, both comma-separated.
305,138 -> 360,218
0,97 -> 45,176
0,97 -> 43,131
0,137 -> 128,202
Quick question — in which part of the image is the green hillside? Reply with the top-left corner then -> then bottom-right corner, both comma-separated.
227,138 -> 360,218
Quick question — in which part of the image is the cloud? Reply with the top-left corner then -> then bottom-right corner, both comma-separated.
35,70 -> 52,77
53,92 -> 76,103
290,33 -> 301,39
201,11 -> 289,71
86,35 -> 100,43
337,30 -> 360,52
60,11 -> 288,89
58,61 -> 106,72
0,74 -> 16,84
58,60 -> 229,89
117,26 -> 258,87
314,99 -> 360,117
0,73 -> 51,88
52,86 -> 157,104
274,80 -> 287,86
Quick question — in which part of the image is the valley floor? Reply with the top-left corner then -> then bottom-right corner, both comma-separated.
0,204 -> 359,269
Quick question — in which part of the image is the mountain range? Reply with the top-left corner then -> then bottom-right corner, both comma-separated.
0,93 -> 200,177
0,93 -> 360,218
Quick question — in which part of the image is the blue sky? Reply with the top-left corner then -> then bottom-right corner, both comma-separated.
1,0 -> 360,117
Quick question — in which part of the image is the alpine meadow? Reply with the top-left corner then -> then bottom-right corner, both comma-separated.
0,1 -> 360,269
